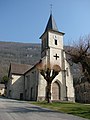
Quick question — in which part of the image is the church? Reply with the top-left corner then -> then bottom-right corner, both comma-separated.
7,13 -> 75,102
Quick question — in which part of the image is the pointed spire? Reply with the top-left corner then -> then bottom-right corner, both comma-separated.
45,13 -> 58,32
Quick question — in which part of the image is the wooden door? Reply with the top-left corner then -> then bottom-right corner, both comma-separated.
52,82 -> 60,100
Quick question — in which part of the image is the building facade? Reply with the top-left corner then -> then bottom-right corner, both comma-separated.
7,14 -> 75,102
7,63 -> 32,99
24,14 -> 75,102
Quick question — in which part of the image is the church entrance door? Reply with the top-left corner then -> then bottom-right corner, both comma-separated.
52,82 -> 60,100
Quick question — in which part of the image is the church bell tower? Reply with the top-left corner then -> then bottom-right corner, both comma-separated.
39,13 -> 75,102
40,13 -> 65,68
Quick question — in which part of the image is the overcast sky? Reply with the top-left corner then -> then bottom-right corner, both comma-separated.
0,0 -> 90,45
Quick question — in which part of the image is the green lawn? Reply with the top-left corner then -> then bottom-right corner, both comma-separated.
31,101 -> 90,119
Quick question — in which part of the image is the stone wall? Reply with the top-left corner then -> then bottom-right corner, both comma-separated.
7,74 -> 24,100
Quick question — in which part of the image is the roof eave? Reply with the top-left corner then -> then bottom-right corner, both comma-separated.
11,73 -> 24,76
40,29 -> 65,39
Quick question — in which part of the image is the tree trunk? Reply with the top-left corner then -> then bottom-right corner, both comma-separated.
46,81 -> 52,103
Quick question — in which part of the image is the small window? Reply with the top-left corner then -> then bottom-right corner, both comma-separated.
20,93 -> 23,100
55,39 -> 57,45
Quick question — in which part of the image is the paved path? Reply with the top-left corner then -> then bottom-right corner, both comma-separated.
0,97 -> 88,120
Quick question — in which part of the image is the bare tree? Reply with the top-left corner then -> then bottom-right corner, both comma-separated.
66,35 -> 90,81
37,60 -> 61,103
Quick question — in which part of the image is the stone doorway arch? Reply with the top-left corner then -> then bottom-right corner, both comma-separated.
52,81 -> 60,100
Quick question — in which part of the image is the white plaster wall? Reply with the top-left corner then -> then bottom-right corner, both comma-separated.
50,48 -> 62,67
48,31 -> 63,49
65,58 -> 75,101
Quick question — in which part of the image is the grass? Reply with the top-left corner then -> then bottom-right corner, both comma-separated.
31,101 -> 90,119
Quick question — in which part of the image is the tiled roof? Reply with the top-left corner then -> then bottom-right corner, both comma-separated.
10,63 -> 32,75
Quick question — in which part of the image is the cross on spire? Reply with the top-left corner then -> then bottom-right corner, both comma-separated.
50,4 -> 53,14
54,54 -> 59,60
